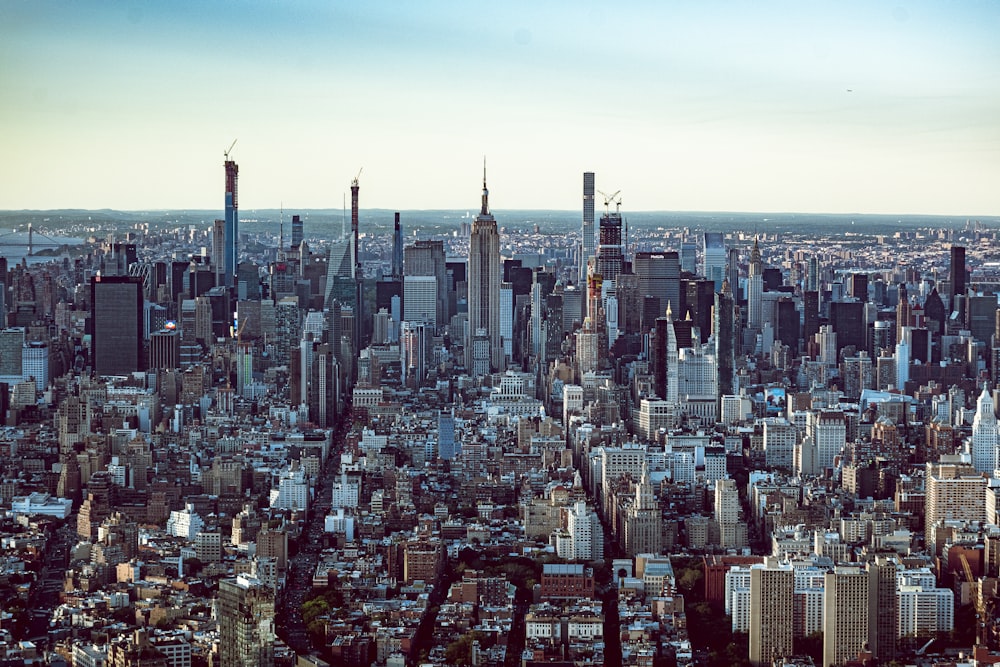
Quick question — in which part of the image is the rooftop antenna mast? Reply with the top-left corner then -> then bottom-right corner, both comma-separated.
342,193 -> 347,240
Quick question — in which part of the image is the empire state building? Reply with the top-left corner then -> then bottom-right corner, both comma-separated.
467,166 -> 504,375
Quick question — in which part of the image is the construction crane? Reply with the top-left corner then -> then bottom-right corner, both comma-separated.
597,189 -> 622,216
224,139 -> 238,160
352,167 -> 363,187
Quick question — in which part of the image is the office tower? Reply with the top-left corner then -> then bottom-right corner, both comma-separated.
924,455 -> 987,545
22,341 -> 48,391
401,320 -> 427,386
950,245 -> 966,308
810,410 -> 845,471
848,273 -> 868,301
0,327 -> 24,383
748,560 -> 793,666
665,304 -> 678,403
213,219 -> 226,287
149,328 -> 180,371
702,232 -> 726,290
467,167 -> 503,374
680,241 -> 697,274
500,282 -> 513,362
403,275 -> 437,330
624,462 -> 661,556
404,240 -> 447,329
924,287 -> 946,335
91,275 -> 143,376
829,300 -> 866,356
580,172 -> 595,285
971,385 -> 998,474
224,157 -> 239,288
391,212 -> 403,281
775,297 -> 799,350
747,238 -> 763,331
727,246 -> 740,301
290,214 -> 303,249
326,237 -> 355,307
714,281 -> 735,404
803,290 -> 819,343
218,575 -> 275,667
596,201 -> 623,282
682,276 -> 715,344
633,251 -> 680,319
967,294 -> 998,344
895,337 -> 910,390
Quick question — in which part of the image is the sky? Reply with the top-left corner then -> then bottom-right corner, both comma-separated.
2,1 -> 999,216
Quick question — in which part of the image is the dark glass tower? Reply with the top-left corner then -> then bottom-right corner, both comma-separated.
91,275 -> 143,376
950,245 -> 966,307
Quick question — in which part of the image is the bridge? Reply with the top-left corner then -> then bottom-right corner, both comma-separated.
0,224 -> 73,256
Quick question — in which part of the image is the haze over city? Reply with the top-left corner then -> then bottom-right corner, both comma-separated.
2,1 -> 999,215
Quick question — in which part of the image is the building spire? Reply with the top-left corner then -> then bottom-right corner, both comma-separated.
481,156 -> 490,216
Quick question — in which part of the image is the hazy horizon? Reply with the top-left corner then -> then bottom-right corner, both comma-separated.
3,2 -> 999,215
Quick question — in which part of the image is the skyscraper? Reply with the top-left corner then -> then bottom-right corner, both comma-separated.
91,275 -> 143,376
971,384 -> 998,474
218,575 -> 275,667
633,251 -> 680,319
224,157 -> 239,288
290,214 -> 303,249
950,244 -> 966,309
596,201 -> 623,283
747,237 -> 763,331
391,212 -> 403,281
702,232 -> 726,290
467,166 -> 503,374
580,172 -> 595,285
748,559 -> 794,666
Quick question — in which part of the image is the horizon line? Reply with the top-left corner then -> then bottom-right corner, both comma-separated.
0,207 -> 997,220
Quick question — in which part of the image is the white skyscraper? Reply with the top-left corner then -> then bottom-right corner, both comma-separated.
971,384 -> 998,474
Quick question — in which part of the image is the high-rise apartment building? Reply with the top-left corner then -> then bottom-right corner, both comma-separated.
91,275 -> 143,376
596,204 -> 623,283
749,559 -> 794,666
467,168 -> 503,374
924,454 -> 987,545
580,172 -> 595,285
747,238 -> 763,331
290,214 -> 303,249
224,157 -> 239,287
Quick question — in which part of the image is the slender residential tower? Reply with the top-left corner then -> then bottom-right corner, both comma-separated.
580,172 -> 595,285
224,157 -> 239,287
468,164 -> 503,375
748,237 -> 763,331
391,212 -> 404,281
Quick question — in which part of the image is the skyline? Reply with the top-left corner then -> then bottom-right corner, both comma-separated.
2,1 -> 1000,216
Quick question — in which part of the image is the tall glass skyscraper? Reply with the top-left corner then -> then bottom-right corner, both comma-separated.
91,275 -> 143,376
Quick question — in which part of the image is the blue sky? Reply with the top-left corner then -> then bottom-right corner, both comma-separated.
2,1 -> 998,215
